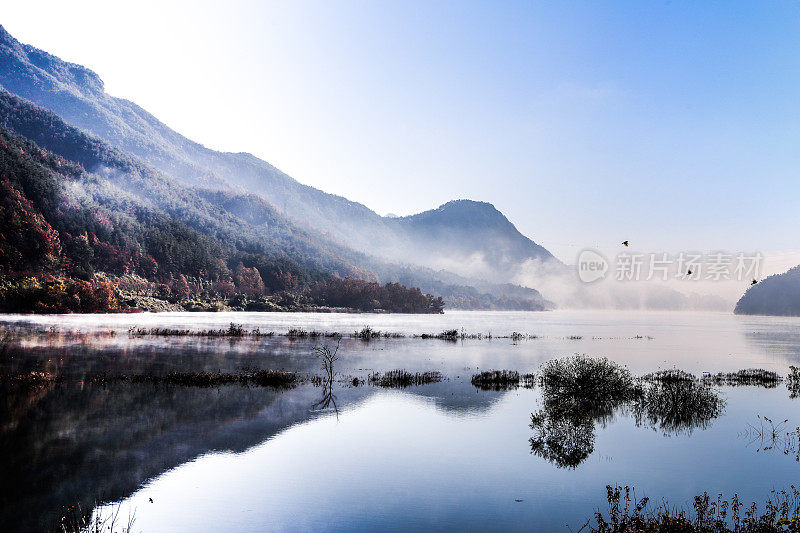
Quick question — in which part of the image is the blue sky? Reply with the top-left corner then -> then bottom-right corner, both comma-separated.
3,1 -> 800,264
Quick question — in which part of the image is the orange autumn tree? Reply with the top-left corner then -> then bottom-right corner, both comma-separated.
0,178 -> 61,271
235,263 -> 266,297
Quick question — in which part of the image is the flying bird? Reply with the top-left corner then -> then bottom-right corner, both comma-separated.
149,498 -> 153,503
752,279 -> 758,285
686,269 -> 693,276
622,240 -> 629,247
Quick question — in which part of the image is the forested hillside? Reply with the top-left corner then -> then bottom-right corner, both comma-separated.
0,24 -> 560,283
0,108 -> 443,313
734,266 -> 800,316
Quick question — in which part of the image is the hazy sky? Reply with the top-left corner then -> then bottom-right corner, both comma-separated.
3,1 -> 800,265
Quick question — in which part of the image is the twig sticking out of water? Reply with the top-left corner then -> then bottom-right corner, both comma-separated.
741,415 -> 800,461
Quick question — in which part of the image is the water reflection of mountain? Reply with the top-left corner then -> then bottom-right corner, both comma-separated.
0,343 -> 499,532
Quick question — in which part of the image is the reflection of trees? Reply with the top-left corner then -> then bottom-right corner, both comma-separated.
529,406 -> 596,469
789,366 -> 800,399
632,377 -> 724,435
529,391 -> 626,470
311,342 -> 339,416
312,379 -> 339,414
529,360 -> 725,469
0,340 -> 331,533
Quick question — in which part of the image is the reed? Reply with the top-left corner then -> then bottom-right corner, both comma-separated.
589,484 -> 800,532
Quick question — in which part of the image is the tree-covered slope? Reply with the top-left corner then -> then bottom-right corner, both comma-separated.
0,97 -> 445,313
734,266 -> 800,316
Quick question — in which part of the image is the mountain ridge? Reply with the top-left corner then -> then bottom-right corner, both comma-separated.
0,24 -> 560,284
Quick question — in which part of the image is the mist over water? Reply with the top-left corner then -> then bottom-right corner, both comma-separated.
4,310 -> 800,531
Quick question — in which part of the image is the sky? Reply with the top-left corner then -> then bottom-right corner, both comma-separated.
3,1 -> 800,268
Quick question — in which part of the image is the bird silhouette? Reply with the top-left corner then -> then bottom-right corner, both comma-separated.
622,240 -> 629,247
148,498 -> 153,503
751,279 -> 758,285
687,269 -> 693,276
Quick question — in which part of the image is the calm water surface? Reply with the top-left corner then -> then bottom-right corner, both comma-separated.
2,310 -> 800,532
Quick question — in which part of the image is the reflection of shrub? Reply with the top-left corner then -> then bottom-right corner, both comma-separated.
529,407 -> 595,469
702,369 -> 782,388
529,357 -> 725,468
633,377 -> 724,435
472,370 -> 535,391
369,370 -> 443,388
789,366 -> 800,399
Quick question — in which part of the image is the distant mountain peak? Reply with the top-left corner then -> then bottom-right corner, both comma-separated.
436,199 -> 501,215
399,199 -> 517,233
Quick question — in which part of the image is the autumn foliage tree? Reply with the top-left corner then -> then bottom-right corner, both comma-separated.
0,178 -> 62,271
235,264 -> 266,297
171,274 -> 192,301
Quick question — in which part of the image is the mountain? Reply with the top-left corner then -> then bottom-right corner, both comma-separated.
0,90 -> 451,312
0,87 -> 552,312
734,266 -> 800,316
389,200 -> 557,281
0,24 -> 560,282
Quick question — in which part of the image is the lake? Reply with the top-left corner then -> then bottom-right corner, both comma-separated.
2,310 -> 800,532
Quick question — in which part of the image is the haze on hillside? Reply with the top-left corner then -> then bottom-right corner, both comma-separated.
2,2 -> 799,312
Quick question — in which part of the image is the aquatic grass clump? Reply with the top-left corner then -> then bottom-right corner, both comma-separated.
509,331 -> 539,341
354,326 -> 380,340
129,323 -> 275,338
470,370 -> 535,391
419,329 -> 460,340
350,327 -> 404,340
369,369 -> 443,388
641,369 -> 697,383
538,355 -> 640,413
286,328 -> 317,338
702,369 -> 782,388
590,484 -> 800,532
530,356 -> 641,468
